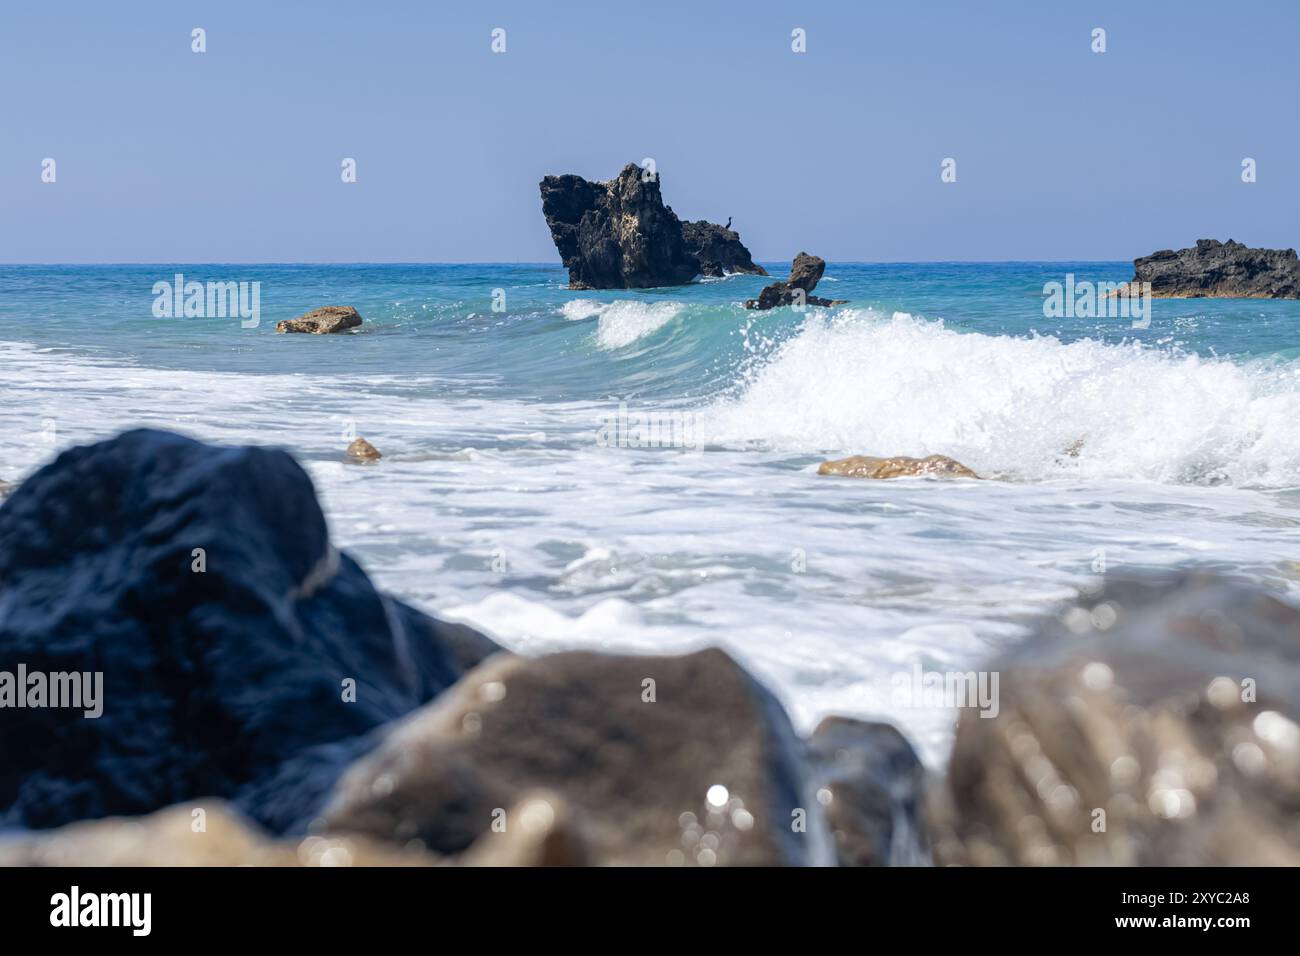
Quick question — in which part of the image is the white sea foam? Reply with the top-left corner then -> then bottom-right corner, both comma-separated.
704,309 -> 1300,487
559,299 -> 684,349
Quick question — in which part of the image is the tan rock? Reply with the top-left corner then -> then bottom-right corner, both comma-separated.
346,437 -> 382,462
455,791 -> 592,867
818,454 -> 979,480
0,801 -> 438,867
321,648 -> 831,866
276,305 -> 363,334
930,574 -> 1300,866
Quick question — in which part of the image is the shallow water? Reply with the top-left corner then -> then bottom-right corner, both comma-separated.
3,262 -> 1299,762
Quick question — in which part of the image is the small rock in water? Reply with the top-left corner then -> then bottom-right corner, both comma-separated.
817,454 -> 979,479
745,252 -> 848,310
0,479 -> 13,498
346,437 -> 382,462
276,305 -> 363,334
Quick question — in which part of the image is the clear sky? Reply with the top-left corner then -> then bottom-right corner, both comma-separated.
2,0 -> 1297,263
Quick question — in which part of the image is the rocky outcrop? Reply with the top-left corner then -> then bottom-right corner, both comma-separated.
1131,239 -> 1300,298
929,573 -> 1300,866
745,252 -> 847,309
539,164 -> 765,289
276,305 -> 363,334
345,437 -> 382,462
818,454 -> 979,480
806,717 -> 930,866
0,429 -> 498,833
680,220 -> 767,278
321,648 -> 835,865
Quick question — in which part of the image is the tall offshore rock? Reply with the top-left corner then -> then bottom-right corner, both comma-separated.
539,164 -> 766,289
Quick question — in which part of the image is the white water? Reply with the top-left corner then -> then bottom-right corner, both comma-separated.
4,325 -> 1300,766
561,299 -> 685,349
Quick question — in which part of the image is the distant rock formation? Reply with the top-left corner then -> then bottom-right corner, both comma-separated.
277,305 -> 363,334
818,454 -> 980,480
0,429 -> 498,833
1131,239 -> 1300,298
745,252 -> 847,309
539,164 -> 766,289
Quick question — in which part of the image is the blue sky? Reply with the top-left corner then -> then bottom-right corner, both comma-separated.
1,0 -> 1297,262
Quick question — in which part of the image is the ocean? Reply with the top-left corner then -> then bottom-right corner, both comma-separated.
4,261 -> 1300,763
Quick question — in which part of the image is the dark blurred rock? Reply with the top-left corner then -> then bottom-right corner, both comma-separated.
0,429 -> 497,833
930,573 -> 1300,865
539,164 -> 764,289
745,252 -> 847,309
276,305 -> 363,334
806,717 -> 931,866
1132,239 -> 1300,298
321,647 -> 834,865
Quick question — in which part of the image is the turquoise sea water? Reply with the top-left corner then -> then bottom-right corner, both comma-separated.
4,262 -> 1300,760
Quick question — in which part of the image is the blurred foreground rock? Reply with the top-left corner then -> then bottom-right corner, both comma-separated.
0,429 -> 498,833
930,573 -> 1300,865
320,648 -> 837,865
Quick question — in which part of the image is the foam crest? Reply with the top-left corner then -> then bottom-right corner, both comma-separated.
702,309 -> 1300,487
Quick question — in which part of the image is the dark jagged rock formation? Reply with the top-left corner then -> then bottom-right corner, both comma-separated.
745,252 -> 847,309
930,573 -> 1300,866
276,305 -> 363,334
1131,239 -> 1300,298
539,164 -> 765,289
0,429 -> 498,833
680,220 -> 767,278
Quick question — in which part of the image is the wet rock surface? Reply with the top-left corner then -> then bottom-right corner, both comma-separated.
818,454 -> 980,479
345,437 -> 382,462
745,252 -> 846,309
539,164 -> 764,289
321,647 -> 834,865
930,573 -> 1300,866
0,429 -> 498,833
276,305 -> 363,334
1132,239 -> 1300,298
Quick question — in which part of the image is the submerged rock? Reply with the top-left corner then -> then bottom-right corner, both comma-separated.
930,573 -> 1300,865
818,454 -> 979,479
745,252 -> 847,309
806,717 -> 931,866
0,429 -> 498,833
276,305 -> 363,334
539,164 -> 765,289
345,437 -> 382,462
321,647 -> 834,865
1131,239 -> 1300,298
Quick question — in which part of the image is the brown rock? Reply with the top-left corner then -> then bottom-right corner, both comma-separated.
817,454 -> 980,480
320,648 -> 832,866
276,305 -> 363,334
745,252 -> 848,310
455,791 -> 593,867
930,573 -> 1300,866
0,802 -> 437,867
346,437 -> 382,462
